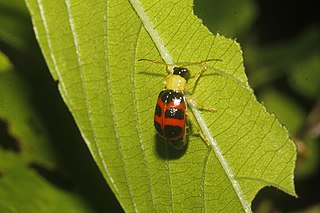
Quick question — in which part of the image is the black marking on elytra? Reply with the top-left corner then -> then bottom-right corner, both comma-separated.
155,104 -> 162,117
158,90 -> 166,99
165,108 -> 184,120
159,90 -> 184,103
164,125 -> 183,140
154,121 -> 162,134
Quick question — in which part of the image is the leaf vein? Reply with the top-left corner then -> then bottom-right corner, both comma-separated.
131,24 -> 157,211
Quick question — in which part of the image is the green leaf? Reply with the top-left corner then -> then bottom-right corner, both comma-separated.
0,61 -> 93,213
259,89 -> 319,179
25,0 -> 296,212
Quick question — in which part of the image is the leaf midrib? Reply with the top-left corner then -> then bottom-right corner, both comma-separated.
129,0 -> 251,212
131,23 -> 158,211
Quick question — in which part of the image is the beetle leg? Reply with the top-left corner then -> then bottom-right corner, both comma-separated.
186,111 -> 209,146
186,95 -> 217,112
185,63 -> 208,90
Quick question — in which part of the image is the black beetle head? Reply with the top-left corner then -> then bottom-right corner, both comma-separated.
173,67 -> 191,80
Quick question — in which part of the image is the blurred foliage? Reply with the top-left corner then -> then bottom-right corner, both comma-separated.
0,58 -> 92,212
289,54 -> 320,100
0,0 -> 319,212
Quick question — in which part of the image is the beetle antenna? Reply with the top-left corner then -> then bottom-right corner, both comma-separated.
181,59 -> 222,67
138,58 -> 174,66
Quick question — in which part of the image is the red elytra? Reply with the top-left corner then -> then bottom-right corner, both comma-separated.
154,90 -> 187,145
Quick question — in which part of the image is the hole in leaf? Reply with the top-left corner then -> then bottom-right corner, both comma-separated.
28,162 -> 73,190
0,118 -> 21,153
0,171 -> 4,178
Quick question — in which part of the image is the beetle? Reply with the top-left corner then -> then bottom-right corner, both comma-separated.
154,66 -> 190,148
139,59 -> 219,149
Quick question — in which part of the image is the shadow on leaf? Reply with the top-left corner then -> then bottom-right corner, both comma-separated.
155,134 -> 188,159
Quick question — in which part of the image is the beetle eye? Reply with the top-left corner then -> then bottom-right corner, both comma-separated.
181,68 -> 190,80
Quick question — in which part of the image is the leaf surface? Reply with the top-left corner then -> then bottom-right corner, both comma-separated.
25,0 -> 296,212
